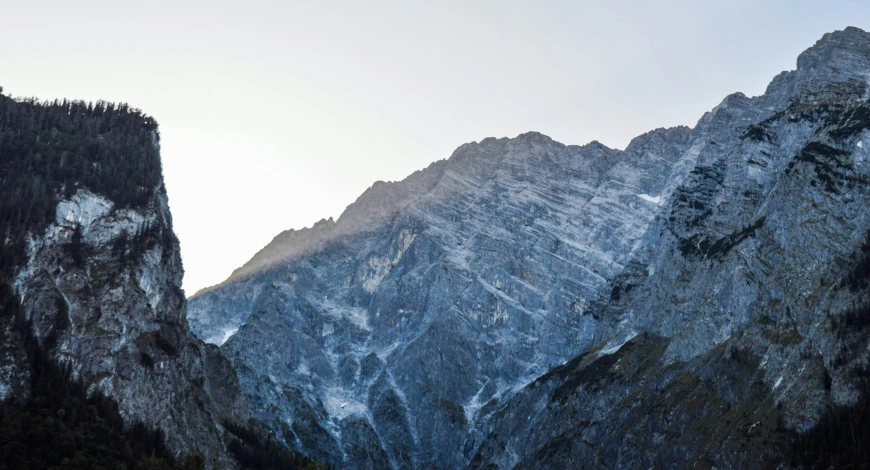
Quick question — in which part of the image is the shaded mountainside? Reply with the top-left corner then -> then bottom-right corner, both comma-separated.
472,27 -> 870,469
0,92 -> 310,468
189,122 -> 694,467
188,27 -> 870,469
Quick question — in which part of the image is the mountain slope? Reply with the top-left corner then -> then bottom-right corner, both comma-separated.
189,121 -> 696,467
189,26 -> 870,469
471,26 -> 870,469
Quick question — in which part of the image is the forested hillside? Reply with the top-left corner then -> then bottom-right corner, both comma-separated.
0,88 -> 313,469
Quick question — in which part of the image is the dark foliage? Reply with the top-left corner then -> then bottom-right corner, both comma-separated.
785,141 -> 868,195
0,91 -> 164,277
742,123 -> 776,143
0,283 -> 202,470
793,232 -> 870,468
827,100 -> 870,141
223,420 -> 319,470
790,379 -> 870,469
668,163 -> 726,230
843,230 -> 870,292
0,91 -> 200,468
678,217 -> 765,259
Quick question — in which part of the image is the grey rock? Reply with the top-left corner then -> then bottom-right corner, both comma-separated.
190,26 -> 870,470
190,124 -> 694,467
11,186 -> 247,467
472,26 -> 870,469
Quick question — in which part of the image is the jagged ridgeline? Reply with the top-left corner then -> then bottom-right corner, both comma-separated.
187,27 -> 870,469
0,90 -> 314,469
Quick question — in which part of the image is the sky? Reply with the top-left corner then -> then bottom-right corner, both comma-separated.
2,1 -> 869,295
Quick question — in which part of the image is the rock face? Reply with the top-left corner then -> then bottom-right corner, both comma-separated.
189,27 -> 870,469
10,187 -> 246,465
471,27 -> 870,469
189,125 -> 694,468
0,96 -> 249,467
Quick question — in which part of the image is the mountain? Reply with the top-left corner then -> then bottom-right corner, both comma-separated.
471,27 -> 870,469
188,27 -> 870,468
0,95 -> 310,468
188,123 -> 694,467
470,27 -> 870,469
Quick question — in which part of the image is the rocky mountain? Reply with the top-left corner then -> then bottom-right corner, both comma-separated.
188,27 -> 870,468
188,121 -> 697,467
0,95 -> 311,468
470,27 -> 870,469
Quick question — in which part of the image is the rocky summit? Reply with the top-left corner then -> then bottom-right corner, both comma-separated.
187,27 -> 870,469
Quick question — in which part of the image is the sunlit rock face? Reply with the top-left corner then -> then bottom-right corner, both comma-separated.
190,27 -> 870,469
11,187 -> 246,467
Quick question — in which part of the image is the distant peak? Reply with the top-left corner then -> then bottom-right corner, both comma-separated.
583,140 -> 612,151
312,217 -> 336,229
795,26 -> 870,74
624,126 -> 693,153
515,131 -> 554,144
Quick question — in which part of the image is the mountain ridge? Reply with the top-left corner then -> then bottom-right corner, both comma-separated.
187,26 -> 870,469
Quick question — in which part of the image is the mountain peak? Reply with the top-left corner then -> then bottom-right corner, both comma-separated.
515,130 -> 553,142
797,26 -> 870,72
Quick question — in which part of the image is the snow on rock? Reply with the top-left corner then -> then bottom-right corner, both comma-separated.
0,364 -> 13,402
637,193 -> 662,204
209,327 -> 239,346
324,386 -> 369,421
191,125 -> 694,469
598,331 -> 638,356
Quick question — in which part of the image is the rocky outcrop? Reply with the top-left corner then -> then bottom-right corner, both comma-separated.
0,96 -> 253,467
9,185 -> 247,466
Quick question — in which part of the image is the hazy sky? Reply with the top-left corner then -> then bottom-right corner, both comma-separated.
2,1 -> 868,294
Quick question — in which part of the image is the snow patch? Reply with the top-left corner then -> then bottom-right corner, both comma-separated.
597,331 -> 638,357
323,386 -> 368,421
476,276 -> 528,323
637,194 -> 662,205
747,421 -> 760,434
319,299 -> 370,331
210,327 -> 238,346
464,385 -> 488,424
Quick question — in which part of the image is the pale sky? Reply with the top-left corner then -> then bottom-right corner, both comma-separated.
2,1 -> 868,295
